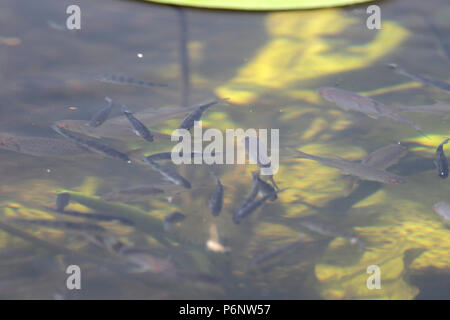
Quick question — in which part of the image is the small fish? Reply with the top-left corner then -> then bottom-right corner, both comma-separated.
293,149 -> 407,184
208,174 -> 224,217
361,143 -> 408,170
54,100 -> 219,141
101,185 -> 168,202
54,120 -> 172,142
163,211 -> 186,231
318,86 -> 388,116
0,135 -> 90,157
122,106 -> 154,142
56,193 -> 70,212
12,218 -> 106,233
233,193 -> 273,225
432,202 -> 450,221
342,143 -> 409,190
317,87 -> 426,136
389,64 -> 450,93
249,235 -> 307,267
120,248 -> 177,276
51,124 -> 131,163
89,97 -> 114,128
93,74 -> 168,88
178,100 -> 220,130
142,156 -> 191,189
299,217 -> 363,248
435,138 -> 450,178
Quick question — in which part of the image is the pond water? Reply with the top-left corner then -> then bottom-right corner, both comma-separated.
0,0 -> 449,299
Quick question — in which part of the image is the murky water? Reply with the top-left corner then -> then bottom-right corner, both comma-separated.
0,0 -> 449,299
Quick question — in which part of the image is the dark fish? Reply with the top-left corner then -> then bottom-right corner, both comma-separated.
317,87 -> 426,136
178,100 -> 219,130
89,97 -> 114,128
361,143 -> 408,170
122,106 -> 154,142
432,202 -> 450,221
0,135 -> 90,157
233,193 -> 272,225
435,138 -> 450,178
51,124 -> 131,163
142,156 -> 191,189
293,149 -> 407,184
93,74 -> 168,88
12,218 -> 106,233
389,64 -> 450,93
209,174 -> 224,217
163,211 -> 186,231
56,193 -> 70,212
51,208 -> 134,226
53,119 -> 172,142
54,100 -> 219,141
